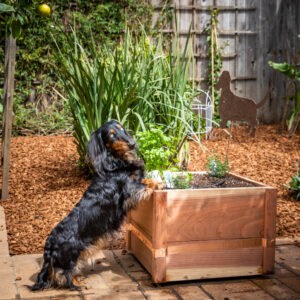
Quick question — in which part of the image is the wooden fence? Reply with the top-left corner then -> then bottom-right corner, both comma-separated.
152,0 -> 300,123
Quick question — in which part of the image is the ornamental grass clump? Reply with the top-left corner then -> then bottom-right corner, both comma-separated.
53,23 -> 200,171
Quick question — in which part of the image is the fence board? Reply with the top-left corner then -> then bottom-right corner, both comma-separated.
152,0 -> 299,123
195,0 -> 213,6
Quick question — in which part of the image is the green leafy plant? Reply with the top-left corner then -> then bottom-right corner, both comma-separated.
269,59 -> 300,135
12,98 -> 72,136
54,23 -> 199,170
206,154 -> 229,178
284,160 -> 300,201
285,173 -> 300,201
268,61 -> 300,80
0,1 -> 155,136
135,125 -> 178,174
172,173 -> 193,189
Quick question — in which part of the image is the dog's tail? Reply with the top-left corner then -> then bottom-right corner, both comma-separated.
27,247 -> 52,291
256,81 -> 272,108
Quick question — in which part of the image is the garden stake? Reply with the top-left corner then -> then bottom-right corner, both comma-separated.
225,124 -> 233,165
215,71 -> 271,137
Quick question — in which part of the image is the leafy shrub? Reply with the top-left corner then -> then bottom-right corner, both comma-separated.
54,25 -> 199,169
284,161 -> 300,201
135,125 -> 178,173
284,173 -> 300,201
268,60 -> 300,132
172,173 -> 193,189
12,98 -> 72,136
206,155 -> 229,178
0,1 -> 154,136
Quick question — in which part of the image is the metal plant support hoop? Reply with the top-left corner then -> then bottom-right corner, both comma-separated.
190,89 -> 213,140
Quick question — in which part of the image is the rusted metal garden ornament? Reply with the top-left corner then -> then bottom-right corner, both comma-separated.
215,71 -> 271,137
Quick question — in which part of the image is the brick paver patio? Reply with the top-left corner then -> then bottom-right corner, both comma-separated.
1,206 -> 299,300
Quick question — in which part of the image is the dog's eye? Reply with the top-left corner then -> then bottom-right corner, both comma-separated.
110,134 -> 115,138
120,127 -> 124,131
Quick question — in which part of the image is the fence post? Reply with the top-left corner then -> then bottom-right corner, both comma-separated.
1,35 -> 16,200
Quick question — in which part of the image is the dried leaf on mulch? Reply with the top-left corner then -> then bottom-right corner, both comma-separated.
1,125 -> 300,255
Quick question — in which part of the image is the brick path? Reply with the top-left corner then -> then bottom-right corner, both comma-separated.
1,206 -> 300,300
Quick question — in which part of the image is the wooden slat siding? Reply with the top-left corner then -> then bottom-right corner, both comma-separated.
154,5 -> 256,11
167,237 -> 263,255
128,220 -> 152,243
130,195 -> 153,239
152,191 -> 167,283
127,223 -> 153,252
166,246 -> 263,269
263,187 -> 277,274
130,232 -> 153,275
1,36 -> 16,200
160,29 -> 257,35
166,188 -> 265,242
258,1 -> 300,123
166,266 -> 261,282
153,1 -> 300,123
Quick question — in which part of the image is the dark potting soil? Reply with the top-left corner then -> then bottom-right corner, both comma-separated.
176,173 -> 256,189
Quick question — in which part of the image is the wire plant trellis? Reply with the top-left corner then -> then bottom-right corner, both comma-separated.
190,89 -> 213,140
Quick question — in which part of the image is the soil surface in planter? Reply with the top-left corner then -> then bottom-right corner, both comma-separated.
1,125 -> 300,255
175,173 -> 256,189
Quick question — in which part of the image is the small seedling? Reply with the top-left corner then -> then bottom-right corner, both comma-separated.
206,155 -> 229,178
172,173 -> 193,189
284,159 -> 300,201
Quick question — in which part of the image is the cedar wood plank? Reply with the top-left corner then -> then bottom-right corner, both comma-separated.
152,191 -> 167,283
166,188 -> 265,242
263,187 -> 277,274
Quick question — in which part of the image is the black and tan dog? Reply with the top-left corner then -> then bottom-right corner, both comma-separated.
28,120 -> 157,291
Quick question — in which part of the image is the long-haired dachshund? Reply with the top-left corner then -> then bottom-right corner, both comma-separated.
28,120 -> 156,291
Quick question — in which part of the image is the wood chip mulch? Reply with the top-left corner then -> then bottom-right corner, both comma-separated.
1,125 -> 300,255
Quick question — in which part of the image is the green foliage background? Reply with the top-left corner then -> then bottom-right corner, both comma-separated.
0,0 -> 154,135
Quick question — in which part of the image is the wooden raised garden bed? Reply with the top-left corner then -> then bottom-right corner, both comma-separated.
126,172 -> 277,283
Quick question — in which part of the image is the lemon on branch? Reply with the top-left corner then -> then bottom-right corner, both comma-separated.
38,4 -> 51,17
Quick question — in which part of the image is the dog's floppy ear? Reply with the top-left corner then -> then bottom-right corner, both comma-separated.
86,129 -> 107,175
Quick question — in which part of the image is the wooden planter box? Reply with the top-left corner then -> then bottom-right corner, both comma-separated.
126,172 -> 277,283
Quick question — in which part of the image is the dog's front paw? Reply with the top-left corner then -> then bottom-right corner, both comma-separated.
143,187 -> 154,201
142,179 -> 165,190
154,182 -> 166,190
